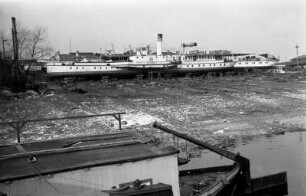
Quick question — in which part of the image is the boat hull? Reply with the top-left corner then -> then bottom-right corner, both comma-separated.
179,164 -> 241,196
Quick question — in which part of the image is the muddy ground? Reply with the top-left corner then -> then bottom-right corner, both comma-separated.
1,71 -> 306,150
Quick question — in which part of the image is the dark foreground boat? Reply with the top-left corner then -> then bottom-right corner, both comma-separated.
153,122 -> 288,196
180,164 -> 240,196
0,121 -> 288,196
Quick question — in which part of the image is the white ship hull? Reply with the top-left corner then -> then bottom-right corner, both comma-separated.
234,61 -> 276,68
47,64 -> 140,78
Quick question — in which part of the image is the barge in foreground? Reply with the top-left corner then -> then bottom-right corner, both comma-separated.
0,123 -> 287,196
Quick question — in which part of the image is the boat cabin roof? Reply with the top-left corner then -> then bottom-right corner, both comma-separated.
0,132 -> 178,182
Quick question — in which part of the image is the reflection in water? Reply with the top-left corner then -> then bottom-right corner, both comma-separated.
180,132 -> 306,196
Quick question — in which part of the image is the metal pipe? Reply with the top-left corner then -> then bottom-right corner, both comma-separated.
296,45 -> 299,69
153,122 -> 239,160
157,34 -> 162,56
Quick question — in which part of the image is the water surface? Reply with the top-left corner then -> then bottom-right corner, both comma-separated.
180,132 -> 306,196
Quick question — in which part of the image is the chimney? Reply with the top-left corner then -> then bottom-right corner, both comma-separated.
157,34 -> 162,56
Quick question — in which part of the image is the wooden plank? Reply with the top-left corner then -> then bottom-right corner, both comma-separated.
0,140 -> 142,161
0,112 -> 126,125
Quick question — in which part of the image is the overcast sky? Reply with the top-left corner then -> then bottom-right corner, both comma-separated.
0,0 -> 305,60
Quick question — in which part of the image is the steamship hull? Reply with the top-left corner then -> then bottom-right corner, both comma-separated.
46,63 -> 235,78
47,65 -> 142,78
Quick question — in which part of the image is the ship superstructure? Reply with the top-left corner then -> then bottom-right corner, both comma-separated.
46,34 -> 279,78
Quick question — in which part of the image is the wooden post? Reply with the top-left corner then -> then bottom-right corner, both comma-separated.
1,37 -> 6,59
8,122 -> 26,143
118,114 -> 122,130
11,17 -> 21,92
16,124 -> 21,143
185,140 -> 188,159
11,17 -> 19,61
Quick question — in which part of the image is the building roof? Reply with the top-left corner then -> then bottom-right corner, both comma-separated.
0,132 -> 178,182
291,55 -> 306,61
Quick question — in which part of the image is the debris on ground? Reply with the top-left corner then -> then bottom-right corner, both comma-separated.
0,72 -> 305,145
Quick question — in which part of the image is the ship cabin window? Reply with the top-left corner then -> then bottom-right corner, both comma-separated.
76,67 -> 78,69
94,67 -> 96,69
192,65 -> 193,67
265,62 -> 268,64
198,64 -> 200,67
100,67 -> 102,69
82,67 -> 84,69
238,62 -> 241,64
259,62 -> 262,64
246,62 -> 248,64
70,67 -> 72,69
253,62 -> 255,64
187,65 -> 189,67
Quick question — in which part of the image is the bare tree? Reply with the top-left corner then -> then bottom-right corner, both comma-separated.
27,27 -> 46,59
1,21 -> 54,91
18,26 -> 30,59
0,29 -> 12,59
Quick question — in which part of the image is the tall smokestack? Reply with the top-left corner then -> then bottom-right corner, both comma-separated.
157,34 -> 162,56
